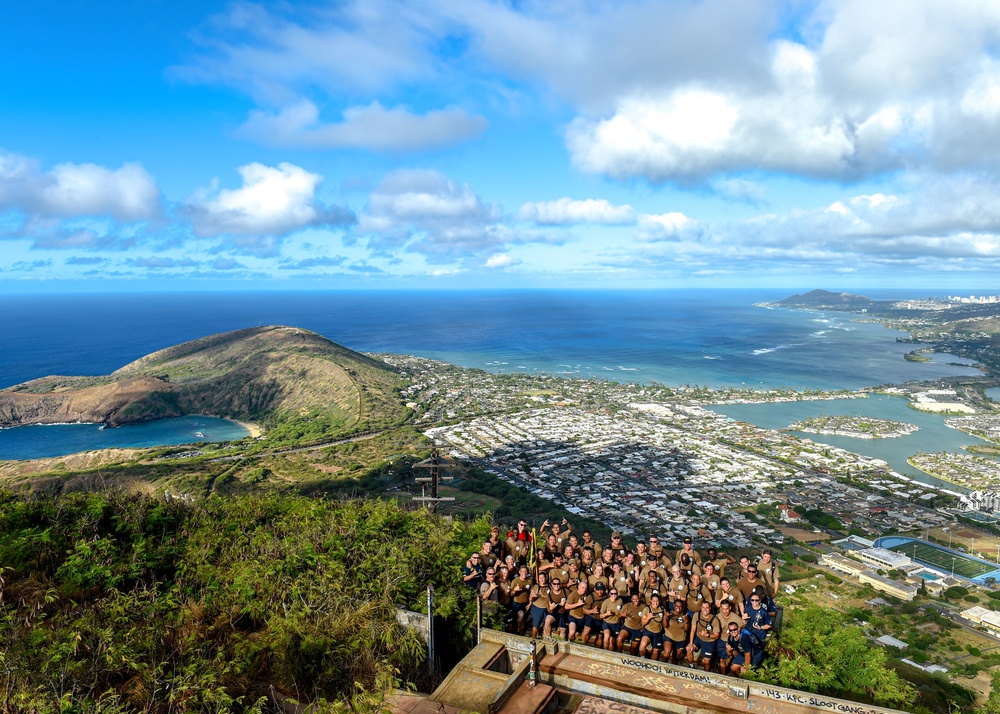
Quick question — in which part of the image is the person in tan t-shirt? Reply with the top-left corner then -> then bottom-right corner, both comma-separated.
599,586 -> 625,651
662,598 -> 690,665
619,592 -> 644,656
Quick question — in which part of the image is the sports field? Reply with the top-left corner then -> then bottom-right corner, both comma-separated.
887,540 -> 996,578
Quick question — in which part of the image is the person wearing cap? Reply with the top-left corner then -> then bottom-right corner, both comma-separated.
511,564 -> 533,635
715,600 -> 744,675
687,601 -> 721,671
638,592 -> 667,660
599,586 -> 625,651
661,598 -> 690,665
619,592 -> 644,656
463,552 -> 485,591
609,532 -> 628,561
675,537 -> 702,567
528,571 -> 551,638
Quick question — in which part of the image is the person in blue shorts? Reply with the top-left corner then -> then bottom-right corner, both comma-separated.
599,585 -> 624,651
528,571 -> 551,637
618,592 -> 644,655
638,592 -> 667,660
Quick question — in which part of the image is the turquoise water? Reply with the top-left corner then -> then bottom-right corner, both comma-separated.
709,394 -> 989,488
987,388 -> 1000,403
0,289 -> 986,459
0,415 -> 249,460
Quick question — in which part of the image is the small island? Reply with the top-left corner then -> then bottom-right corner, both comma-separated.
788,415 -> 918,439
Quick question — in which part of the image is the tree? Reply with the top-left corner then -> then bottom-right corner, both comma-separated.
753,605 -> 915,709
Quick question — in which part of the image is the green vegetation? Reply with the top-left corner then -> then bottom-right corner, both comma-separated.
0,490 -> 484,712
753,605 -> 915,709
802,508 -> 843,531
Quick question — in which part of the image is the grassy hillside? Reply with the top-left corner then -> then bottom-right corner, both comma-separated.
0,490 -> 485,712
0,326 -> 408,439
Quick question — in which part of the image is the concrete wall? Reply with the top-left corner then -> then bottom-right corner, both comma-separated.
395,608 -> 430,643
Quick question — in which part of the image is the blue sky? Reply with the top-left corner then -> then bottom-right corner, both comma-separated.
3,0 -> 1000,291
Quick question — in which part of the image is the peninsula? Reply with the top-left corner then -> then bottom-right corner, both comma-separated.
0,326 -> 405,433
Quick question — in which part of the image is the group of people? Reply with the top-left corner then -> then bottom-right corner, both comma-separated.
462,518 -> 780,676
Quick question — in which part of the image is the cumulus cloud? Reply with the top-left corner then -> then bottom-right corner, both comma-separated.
176,0 -> 1000,181
238,100 -> 488,151
358,168 -> 507,258
485,253 -> 517,268
518,198 -> 635,225
185,162 -> 354,237
637,212 -> 700,242
0,152 -> 159,220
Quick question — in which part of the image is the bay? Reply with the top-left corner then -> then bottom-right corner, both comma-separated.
708,394 -> 986,489
0,415 -> 249,461
0,288 -> 986,460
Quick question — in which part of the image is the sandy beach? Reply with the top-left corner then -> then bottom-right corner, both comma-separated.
234,420 -> 264,438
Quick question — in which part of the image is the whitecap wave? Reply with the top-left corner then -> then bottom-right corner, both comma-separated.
617,366 -> 637,371
703,355 -> 721,360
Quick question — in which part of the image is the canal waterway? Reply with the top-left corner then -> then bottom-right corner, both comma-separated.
708,394 -> 991,491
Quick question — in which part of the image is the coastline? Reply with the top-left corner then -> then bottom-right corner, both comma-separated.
233,420 -> 263,438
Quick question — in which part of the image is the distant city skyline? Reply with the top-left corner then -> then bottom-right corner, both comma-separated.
3,0 -> 1000,291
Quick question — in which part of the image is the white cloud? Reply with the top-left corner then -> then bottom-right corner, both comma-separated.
186,162 -> 352,237
237,100 -> 488,151
637,212 -> 699,242
0,152 -> 159,220
358,169 -> 501,257
485,253 -> 515,268
173,1 -> 440,101
518,198 -> 635,225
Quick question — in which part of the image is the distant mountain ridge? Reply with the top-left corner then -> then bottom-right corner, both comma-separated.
0,326 -> 405,430
777,289 -> 872,307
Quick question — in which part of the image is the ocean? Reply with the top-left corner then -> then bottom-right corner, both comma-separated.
0,289 -> 984,459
